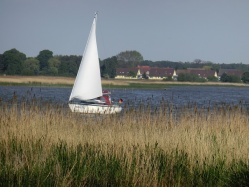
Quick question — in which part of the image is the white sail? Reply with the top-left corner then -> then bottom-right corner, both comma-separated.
69,14 -> 102,101
68,13 -> 123,114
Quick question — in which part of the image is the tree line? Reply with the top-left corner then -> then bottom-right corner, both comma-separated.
0,49 -> 144,78
0,48 -> 249,83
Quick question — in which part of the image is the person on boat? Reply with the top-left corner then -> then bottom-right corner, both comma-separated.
103,95 -> 111,105
118,98 -> 123,104
101,90 -> 112,105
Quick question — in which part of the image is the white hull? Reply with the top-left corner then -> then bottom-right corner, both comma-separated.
69,103 -> 122,114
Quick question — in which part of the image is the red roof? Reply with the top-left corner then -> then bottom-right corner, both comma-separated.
149,67 -> 174,77
218,69 -> 244,77
189,69 -> 216,77
176,69 -> 215,77
116,67 -> 138,75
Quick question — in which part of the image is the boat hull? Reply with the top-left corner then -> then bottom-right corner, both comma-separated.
68,103 -> 122,114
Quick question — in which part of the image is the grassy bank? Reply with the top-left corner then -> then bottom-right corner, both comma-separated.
0,98 -> 249,186
0,75 -> 248,88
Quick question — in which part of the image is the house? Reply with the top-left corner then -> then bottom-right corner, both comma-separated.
115,66 -> 176,80
115,66 -> 221,80
176,68 -> 217,79
137,66 -> 150,79
147,67 -> 175,79
115,67 -> 139,79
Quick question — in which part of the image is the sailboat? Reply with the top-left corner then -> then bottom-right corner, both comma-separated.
68,13 -> 122,114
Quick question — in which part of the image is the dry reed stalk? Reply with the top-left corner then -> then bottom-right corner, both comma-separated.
0,100 -> 249,170
0,75 -> 74,85
1,75 -> 249,87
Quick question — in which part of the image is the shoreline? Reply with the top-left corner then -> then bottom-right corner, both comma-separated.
0,75 -> 248,88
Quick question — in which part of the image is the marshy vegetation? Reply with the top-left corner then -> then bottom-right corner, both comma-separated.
0,96 -> 249,186
1,75 -> 249,88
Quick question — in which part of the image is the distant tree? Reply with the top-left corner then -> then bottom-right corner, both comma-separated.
203,66 -> 211,70
100,56 -> 118,78
207,76 -> 218,82
48,57 -> 61,75
22,58 -> 39,75
229,75 -> 241,83
128,71 -> 136,78
177,73 -> 206,82
219,63 -> 249,71
241,72 -> 249,83
220,73 -> 241,83
177,73 -> 188,81
139,60 -> 219,70
57,55 -> 81,76
117,50 -> 143,67
194,59 -> 202,64
37,50 -> 53,71
2,48 -> 26,75
0,54 -> 4,74
48,67 -> 58,75
220,73 -> 230,82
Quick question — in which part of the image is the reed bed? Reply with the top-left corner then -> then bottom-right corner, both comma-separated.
0,98 -> 249,186
0,75 -> 74,85
1,75 -> 249,87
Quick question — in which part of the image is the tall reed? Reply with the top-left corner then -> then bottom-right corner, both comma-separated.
0,98 -> 249,186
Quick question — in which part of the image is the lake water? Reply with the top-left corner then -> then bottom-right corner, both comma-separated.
0,86 -> 249,108
1,85 -> 249,110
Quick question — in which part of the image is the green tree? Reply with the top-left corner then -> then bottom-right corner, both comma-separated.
2,48 -> 26,75
207,76 -> 218,82
241,72 -> 249,83
48,57 -> 61,75
100,56 -> 118,78
22,58 -> 39,75
0,54 -> 4,74
220,73 -> 230,82
117,50 -> 143,67
128,71 -> 136,78
177,73 -> 206,82
57,55 -> 81,76
37,49 -> 53,71
229,75 -> 241,83
220,73 -> 241,83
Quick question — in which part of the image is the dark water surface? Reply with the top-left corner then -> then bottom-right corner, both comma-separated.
1,85 -> 249,109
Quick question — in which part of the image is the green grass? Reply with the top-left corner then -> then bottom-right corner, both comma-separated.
1,139 -> 249,186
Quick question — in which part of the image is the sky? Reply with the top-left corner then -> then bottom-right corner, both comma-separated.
1,0 -> 249,64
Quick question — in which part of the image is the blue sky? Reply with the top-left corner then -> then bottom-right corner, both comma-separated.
1,0 -> 249,64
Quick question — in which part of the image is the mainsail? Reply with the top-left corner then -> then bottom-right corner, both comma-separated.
69,14 -> 102,101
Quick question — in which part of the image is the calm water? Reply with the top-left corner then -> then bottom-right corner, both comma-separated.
1,85 -> 249,109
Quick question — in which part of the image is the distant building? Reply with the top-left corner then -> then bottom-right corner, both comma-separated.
115,66 -> 248,81
176,69 -> 217,79
115,67 -> 139,79
115,66 -> 176,80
